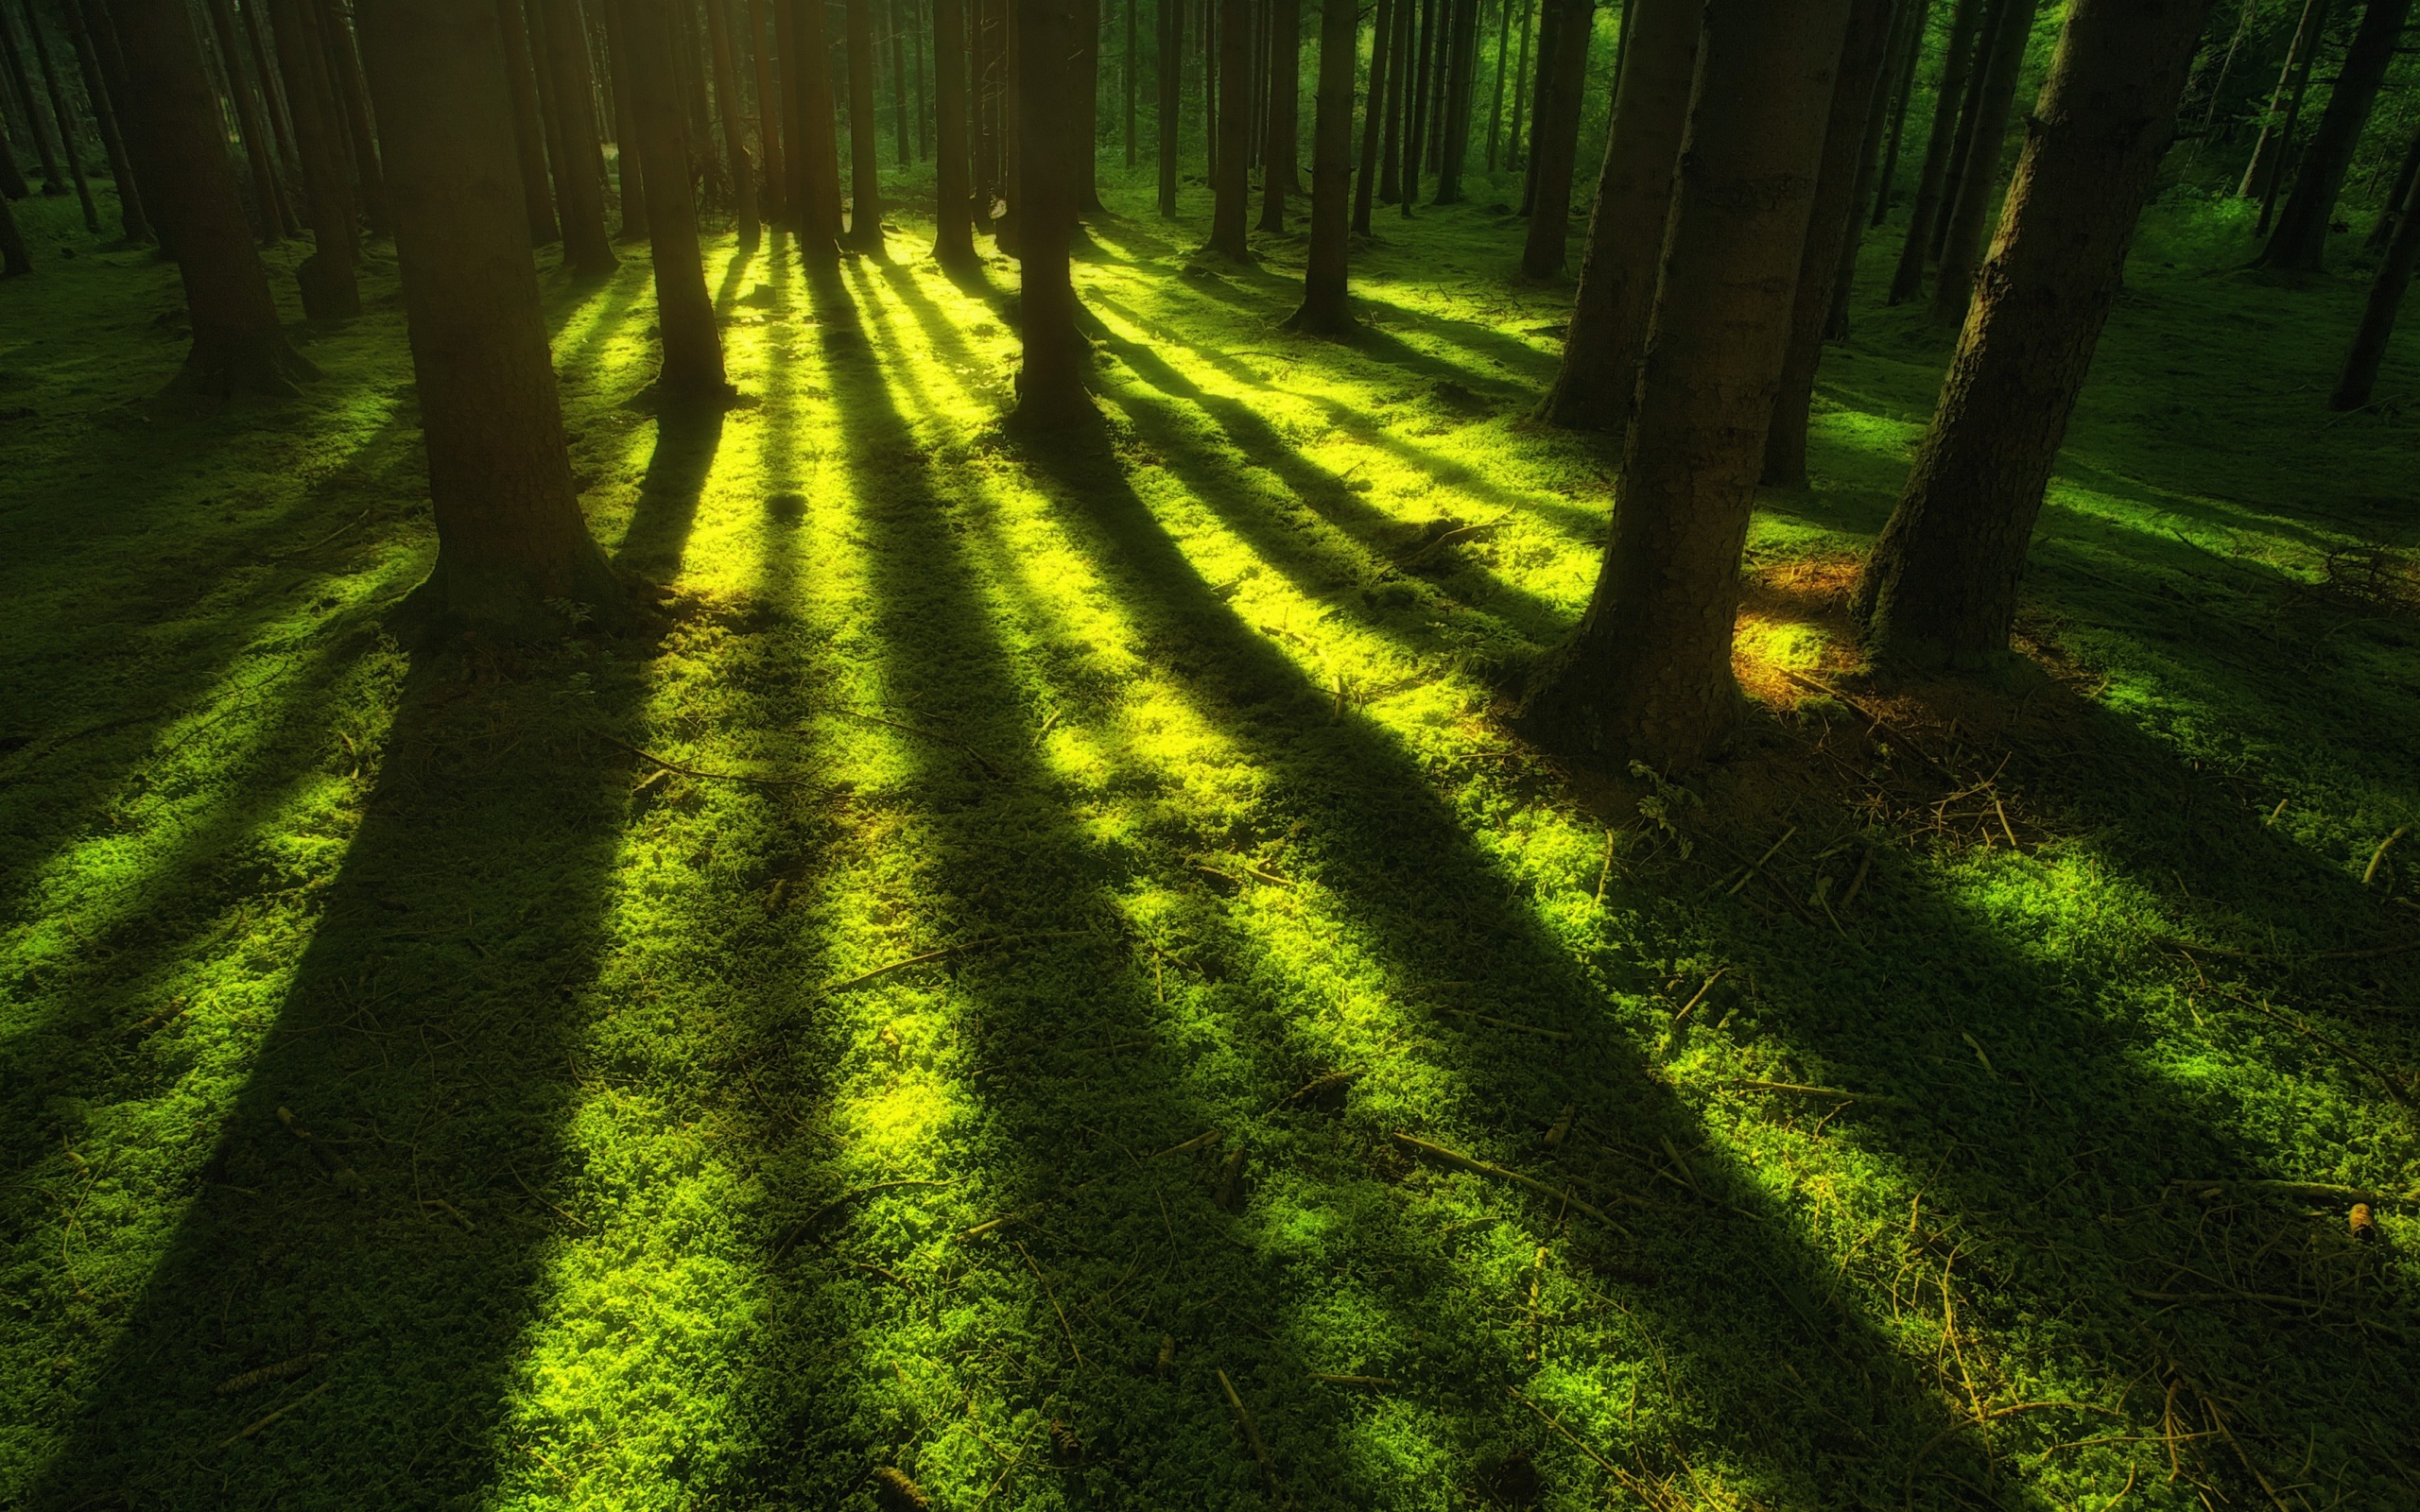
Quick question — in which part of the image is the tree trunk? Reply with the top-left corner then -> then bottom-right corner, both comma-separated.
598,0 -> 649,238
844,0 -> 884,244
1,5 -> 63,195
1206,0 -> 1248,251
998,0 -> 1022,244
1435,0 -> 1476,200
2366,116 -> 2420,250
535,0 -> 616,268
1155,0 -> 1177,212
82,0 -> 155,222
0,173 -> 26,269
1376,0 -> 1405,200
933,0 -> 975,257
2238,0 -> 2325,199
1514,0 -> 1587,275
1514,0 -> 1546,208
25,0 -> 100,231
2333,121 -> 2420,408
1927,0 -> 2032,325
2261,0 -> 2412,271
264,0 -> 360,314
62,0 -> 147,240
1484,0 -> 1506,170
1540,0 -> 1698,430
354,0 -> 623,634
749,0 -> 785,218
494,0 -> 560,242
238,0 -> 299,172
1855,0 -> 2214,669
1885,0 -> 1982,302
614,0 -> 730,396
675,4 -> 721,206
788,0 -> 842,246
1255,0 -> 1295,227
200,0 -> 290,237
1504,0 -> 1528,167
1867,0 -> 1923,225
1073,0 -> 1101,208
1352,0 -> 1394,231
1123,0 -> 1134,166
1763,0 -> 1894,487
888,0 -> 908,163
706,0 -> 759,241
1286,0 -> 1351,329
1014,0 -> 1087,422
1824,0 -> 1912,338
315,0 -> 389,232
1401,0 -> 1430,203
1523,0 -> 1855,773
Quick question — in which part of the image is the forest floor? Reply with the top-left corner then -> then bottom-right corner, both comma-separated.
3,169 -> 2419,1512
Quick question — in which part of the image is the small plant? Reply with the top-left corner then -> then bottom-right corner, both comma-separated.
544,596 -> 596,629
1630,760 -> 1702,859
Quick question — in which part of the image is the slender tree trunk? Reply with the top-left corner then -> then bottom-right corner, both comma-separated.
2262,0 -> 2412,271
1515,0 -> 1546,208
998,0 -> 1022,243
1154,0 -> 1176,211
1885,0 -> 1982,301
1929,0 -> 2033,325
82,0 -> 152,215
599,0 -> 649,237
1868,0 -> 1924,224
111,0 -> 317,394
614,0 -> 730,395
1764,0 -> 1894,486
1824,0 -> 1910,338
2238,0 -> 2325,199
1352,0 -> 1394,231
494,0 -> 559,242
239,0 -> 299,169
265,0 -> 359,313
675,4 -> 721,204
706,0 -> 759,239
1435,0 -> 1476,200
1014,0 -> 1087,421
887,0 -> 908,163
1542,0 -> 1698,430
1123,0 -> 1134,166
2366,119 -> 2420,250
1255,0 -> 1295,226
0,97 -> 25,200
62,0 -> 147,239
315,0 -> 388,232
0,174 -> 26,269
1504,0 -> 1528,167
1287,0 -> 1351,328
200,0 -> 289,237
933,0 -> 974,256
354,0 -> 623,633
1524,0 -> 1855,773
1855,0 -> 2215,669
536,0 -> 616,267
0,5 -> 61,195
1515,0 -> 1587,274
914,0 -> 928,160
1927,0 -> 1999,262
843,0 -> 883,243
971,0 -> 994,224
1484,0 -> 1506,170
2334,121 -> 2420,408
1206,0 -> 1248,251
26,0 -> 102,232
784,0 -> 841,246
1203,0 -> 1217,184
1376,0 -> 1405,199
748,0 -> 785,218
1401,0 -> 1430,204
1073,0 -> 1101,209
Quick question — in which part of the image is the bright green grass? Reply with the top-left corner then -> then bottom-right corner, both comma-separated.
3,165 -> 2417,1512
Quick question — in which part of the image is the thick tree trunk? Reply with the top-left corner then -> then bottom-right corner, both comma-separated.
933,0 -> 975,258
787,0 -> 843,248
1855,0 -> 2214,669
748,0 -> 785,218
494,0 -> 560,242
1824,0 -> 1912,339
2262,0 -> 2413,271
1155,0 -> 1178,213
1763,0 -> 1893,487
62,0 -> 147,240
1541,0 -> 1698,430
1014,0 -> 1087,422
1927,0 -> 2032,325
1,5 -> 63,195
1885,0 -> 1982,302
1352,0 -> 1394,232
1255,0 -> 1295,227
845,0 -> 884,244
264,0 -> 360,314
1523,0 -> 1854,773
1868,0 -> 1924,224
1376,0 -> 1405,200
315,0 -> 389,232
1206,0 -> 1248,252
706,0 -> 759,241
614,0 -> 731,396
25,0 -> 100,231
2238,0 -> 2325,200
112,0 -> 316,394
354,0 -> 623,634
1286,0 -> 1351,329
200,0 -> 290,238
2334,123 -> 2420,408
1514,0 -> 1587,275
536,0 -> 616,268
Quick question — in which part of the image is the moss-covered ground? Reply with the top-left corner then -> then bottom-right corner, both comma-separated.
3,167 -> 2418,1512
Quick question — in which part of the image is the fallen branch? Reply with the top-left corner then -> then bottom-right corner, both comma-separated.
220,1377 -> 334,1448
1310,1372 -> 1394,1388
1904,1400 -> 2114,1510
1440,1005 -> 1574,1041
601,734 -> 815,787
2175,1177 -> 2408,1206
1722,1077 -> 1883,1102
825,931 -> 1095,993
1392,1132 -> 1625,1228
216,1352 -> 326,1396
1218,1368 -> 1286,1503
2363,826 -> 2409,887
1507,1384 -> 1622,1476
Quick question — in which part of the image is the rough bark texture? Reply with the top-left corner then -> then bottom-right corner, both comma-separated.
494,0 -> 560,243
1206,0 -> 1249,253
264,0 -> 359,316
1286,0 -> 1352,330
1514,0 -> 1588,276
845,0 -> 883,245
2334,128 -> 2420,409
933,0 -> 977,259
536,0 -> 616,270
705,0 -> 758,241
1013,0 -> 1088,424
1928,0 -> 2033,325
1541,0 -> 1698,431
1351,0 -> 1394,232
1763,0 -> 1894,486
1401,0 -> 1430,202
110,0 -> 316,396
748,0 -> 784,218
788,0 -> 844,247
1155,0 -> 1178,214
1376,0 -> 1406,203
354,0 -> 622,634
1255,0 -> 1296,228
63,0 -> 148,240
2261,0 -> 2413,272
1855,0 -> 2214,669
1885,0 -> 1982,302
598,0 -> 648,239
614,0 -> 730,397
1523,0 -> 1853,773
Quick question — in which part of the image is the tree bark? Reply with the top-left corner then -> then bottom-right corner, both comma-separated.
1352,0 -> 1394,232
1540,0 -> 1697,430
614,0 -> 730,396
1763,0 -> 1894,486
0,172 -> 26,269
1514,0 -> 1587,275
706,0 -> 759,241
748,0 -> 785,218
1206,0 -> 1248,252
889,0 -> 908,163
314,0 -> 389,232
1123,0 -> 1134,166
1,4 -> 62,195
1074,0 -> 1101,209
199,0 -> 290,238
62,0 -> 147,239
1855,0 -> 2215,669
2334,120 -> 2420,408
1523,0 -> 1854,773
354,0 -> 623,634
844,0 -> 884,244
1014,0 -> 1087,422
494,0 -> 560,242
1884,0 -> 1981,302
535,0 -> 617,268
1824,0 -> 1913,337
1434,0 -> 1476,199
1514,0 -> 1545,209
2261,0 -> 2412,271
264,0 -> 359,314
933,0 -> 976,258
1255,0 -> 1295,227
1155,0 -> 1178,213
1868,0 -> 1923,225
2367,115 -> 2420,250
23,0 -> 99,231
598,0 -> 648,238
786,0 -> 843,248
1485,0 -> 1506,170
238,0 -> 299,171
1927,0 -> 2032,325
1376,0 -> 1405,200
1504,0 -> 1528,167
1286,0 -> 1351,329
2238,0 -> 2325,200
1400,0 -> 1430,203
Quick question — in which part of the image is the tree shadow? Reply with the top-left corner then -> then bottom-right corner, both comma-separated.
609,402 -> 727,581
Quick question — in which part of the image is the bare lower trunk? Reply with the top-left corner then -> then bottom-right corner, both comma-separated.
1351,0 -> 1394,232
315,0 -> 389,233
1523,0 -> 1854,773
494,0 -> 561,243
1206,0 -> 1249,254
1514,0 -> 1588,276
1885,0 -> 1982,303
1256,0 -> 1296,228
706,0 -> 759,242
2260,0 -> 2412,272
2,6 -> 65,196
2333,130 -> 2420,409
933,0 -> 977,260
614,0 -> 731,397
1013,0 -> 1088,423
0,169 -> 29,270
1434,0 -> 1475,201
2238,0 -> 2325,200
1074,0 -> 1101,209
748,0 -> 786,218
599,0 -> 649,238
845,0 -> 883,245
1928,0 -> 2035,326
264,0 -> 360,316
1155,0 -> 1179,214
787,0 -> 844,248
63,0 -> 148,240
200,0 -> 289,238
1867,0 -> 1923,225
25,0 -> 102,232
1825,0 -> 1916,335
1855,0 -> 2214,669
537,0 -> 617,270
1285,0 -> 1352,330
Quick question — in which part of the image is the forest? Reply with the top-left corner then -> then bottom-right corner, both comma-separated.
4,0 -> 2420,1506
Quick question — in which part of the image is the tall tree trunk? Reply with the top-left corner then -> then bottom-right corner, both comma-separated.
614,0 -> 730,395
1504,0 -> 1528,167
1376,0 -> 1404,199
2333,120 -> 2420,408
888,0 -> 908,163
1352,0 -> 1395,231
495,0 -> 561,242
914,0 -> 927,159
200,0 -> 290,237
1286,0 -> 1351,328
707,0 -> 759,240
973,0 -> 997,224
1484,0 -> 1506,169
1927,0 -> 2032,325
1868,0 -> 1924,224
2261,0 -> 2412,271
0,172 -> 26,268
1541,0 -> 1698,430
81,0 -> 153,218
1514,0 -> 1587,275
265,0 -> 359,314
599,0 -> 649,237
1072,0 -> 1100,208
1202,0 -> 1216,183
675,3 -> 721,205
1514,0 -> 1546,208
1255,0 -> 1295,226
2367,118 -> 2420,250
25,0 -> 101,230
62,0 -> 147,239
354,0 -> 623,633
111,0 -> 317,394
1926,0 -> 2000,261
238,0 -> 299,172
2238,0 -> 2325,199
1435,0 -> 1476,200
998,0 -> 1022,245
844,0 -> 884,244
0,5 -> 62,194
1854,0 -> 2215,669
536,0 -> 616,267
0,100 -> 25,199
1206,0 -> 1248,251
749,0 -> 784,218
933,0 -> 974,256
1400,0 -> 1430,203
1825,0 -> 1915,336
1885,0 -> 1982,302
1123,0 -> 1134,165
789,0 -> 842,245
1014,0 -> 1087,422
1523,0 -> 1855,773
1154,0 -> 1176,212
1763,0 -> 1895,486
315,0 -> 389,232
